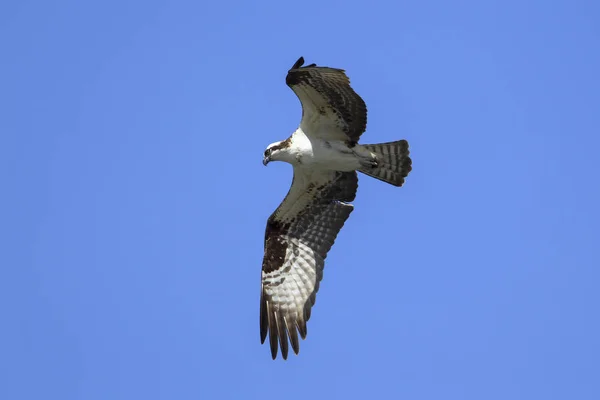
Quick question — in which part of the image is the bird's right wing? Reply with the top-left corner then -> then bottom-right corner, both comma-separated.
260,168 -> 358,360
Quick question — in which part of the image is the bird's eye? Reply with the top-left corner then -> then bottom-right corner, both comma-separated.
264,149 -> 271,157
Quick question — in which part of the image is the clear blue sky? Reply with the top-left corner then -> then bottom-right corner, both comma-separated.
2,0 -> 599,399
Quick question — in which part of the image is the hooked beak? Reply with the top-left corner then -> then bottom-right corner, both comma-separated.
263,155 -> 271,166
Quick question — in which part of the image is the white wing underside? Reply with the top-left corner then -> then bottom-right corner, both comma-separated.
261,169 -> 357,359
286,60 -> 368,143
292,84 -> 351,142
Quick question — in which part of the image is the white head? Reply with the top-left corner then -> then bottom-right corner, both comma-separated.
262,139 -> 291,166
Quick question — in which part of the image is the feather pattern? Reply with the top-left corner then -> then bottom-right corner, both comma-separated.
260,169 -> 358,359
286,57 -> 368,143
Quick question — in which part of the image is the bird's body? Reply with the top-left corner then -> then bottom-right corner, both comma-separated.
260,57 -> 412,360
266,127 -> 376,171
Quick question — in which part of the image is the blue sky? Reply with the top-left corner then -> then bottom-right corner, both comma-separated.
2,0 -> 599,399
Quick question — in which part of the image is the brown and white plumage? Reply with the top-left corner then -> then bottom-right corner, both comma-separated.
260,57 -> 412,360
261,170 -> 357,360
286,57 -> 368,143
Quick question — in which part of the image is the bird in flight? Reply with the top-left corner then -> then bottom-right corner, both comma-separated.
261,57 -> 412,360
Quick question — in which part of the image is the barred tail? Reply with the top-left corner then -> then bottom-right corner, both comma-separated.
359,140 -> 412,187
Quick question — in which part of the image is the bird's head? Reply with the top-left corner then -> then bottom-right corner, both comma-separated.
263,140 -> 290,166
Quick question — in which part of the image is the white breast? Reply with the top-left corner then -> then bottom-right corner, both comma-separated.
291,128 -> 362,172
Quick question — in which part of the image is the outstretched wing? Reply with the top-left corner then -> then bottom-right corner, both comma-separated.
261,169 -> 358,360
286,56 -> 368,143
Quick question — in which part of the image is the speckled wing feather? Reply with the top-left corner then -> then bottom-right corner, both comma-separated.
260,169 -> 358,360
286,56 -> 368,143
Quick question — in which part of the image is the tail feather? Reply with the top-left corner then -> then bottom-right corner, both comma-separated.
359,140 -> 412,187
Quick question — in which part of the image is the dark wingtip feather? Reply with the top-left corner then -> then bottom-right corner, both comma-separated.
266,301 -> 279,360
286,317 -> 300,355
291,56 -> 304,70
296,319 -> 308,340
260,291 -> 268,344
270,343 -> 278,360
276,313 -> 289,360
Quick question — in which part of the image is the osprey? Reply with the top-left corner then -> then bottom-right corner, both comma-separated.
261,57 -> 412,360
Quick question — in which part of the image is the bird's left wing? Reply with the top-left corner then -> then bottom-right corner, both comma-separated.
286,57 -> 368,143
261,168 -> 358,360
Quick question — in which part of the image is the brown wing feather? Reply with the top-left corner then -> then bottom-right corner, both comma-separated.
286,56 -> 368,143
260,169 -> 358,360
